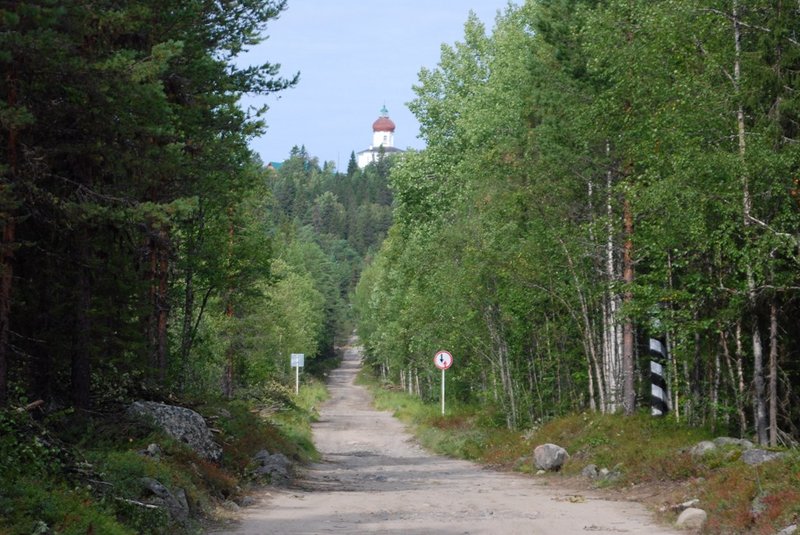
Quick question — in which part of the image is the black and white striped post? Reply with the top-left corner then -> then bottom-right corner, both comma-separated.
648,337 -> 669,416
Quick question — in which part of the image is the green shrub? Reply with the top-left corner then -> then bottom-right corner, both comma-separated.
0,478 -> 133,535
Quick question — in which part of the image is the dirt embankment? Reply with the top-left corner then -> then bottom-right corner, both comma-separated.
211,344 -> 681,535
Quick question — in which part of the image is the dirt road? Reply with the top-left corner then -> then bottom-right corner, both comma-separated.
212,344 -> 681,534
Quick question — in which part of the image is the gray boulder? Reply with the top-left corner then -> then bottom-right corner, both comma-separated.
581,464 -> 598,479
741,448 -> 785,466
533,443 -> 569,472
692,437 -> 757,458
251,449 -> 292,485
128,401 -> 222,462
690,440 -> 717,457
713,437 -> 754,450
139,443 -> 162,460
600,465 -> 622,482
777,525 -> 797,535
676,507 -> 707,530
140,477 -> 189,525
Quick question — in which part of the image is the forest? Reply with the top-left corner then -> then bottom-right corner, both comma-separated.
2,0 -> 799,493
0,1 -> 394,414
355,0 -> 800,447
2,0 -> 800,532
1,3 -> 400,531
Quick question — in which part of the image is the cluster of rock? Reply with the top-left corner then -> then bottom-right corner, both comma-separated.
126,400 -> 294,524
580,463 -> 621,483
672,437 -> 790,531
690,436 -> 787,466
533,436 -> 791,532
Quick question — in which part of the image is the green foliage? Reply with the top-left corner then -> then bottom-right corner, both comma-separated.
356,0 -> 800,444
531,413 -> 710,482
0,479 -> 135,535
270,379 -> 328,463
0,0 -> 301,406
263,139 -> 396,367
0,391 -> 324,534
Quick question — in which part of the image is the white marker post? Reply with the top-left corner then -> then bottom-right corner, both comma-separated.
290,353 -> 304,394
433,350 -> 453,415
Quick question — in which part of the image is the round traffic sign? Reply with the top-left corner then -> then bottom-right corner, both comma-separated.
434,350 -> 453,370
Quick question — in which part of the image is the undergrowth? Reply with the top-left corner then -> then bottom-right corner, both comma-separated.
0,377 -> 327,535
359,370 -> 799,534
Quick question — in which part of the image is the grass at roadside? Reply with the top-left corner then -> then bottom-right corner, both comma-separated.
0,378 -> 328,535
358,370 -> 800,534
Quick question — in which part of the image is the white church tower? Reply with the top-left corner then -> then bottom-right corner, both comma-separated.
356,105 -> 404,169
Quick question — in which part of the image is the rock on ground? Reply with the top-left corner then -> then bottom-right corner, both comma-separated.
690,440 -> 716,457
250,450 -> 292,485
127,401 -> 222,462
140,477 -> 189,524
741,448 -> 785,466
676,507 -> 707,530
533,443 -> 569,471
692,436 -> 757,458
713,437 -> 754,449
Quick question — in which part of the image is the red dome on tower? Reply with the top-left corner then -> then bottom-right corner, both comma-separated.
372,116 -> 396,132
372,104 -> 396,132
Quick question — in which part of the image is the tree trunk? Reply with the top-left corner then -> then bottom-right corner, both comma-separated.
768,301 -> 778,447
711,342 -> 721,431
180,252 -> 195,389
222,214 -> 236,399
0,67 -> 19,407
145,222 -> 171,384
71,227 -> 92,410
559,238 -> 601,411
223,300 -> 235,399
0,206 -> 13,408
666,254 -> 679,421
621,196 -> 635,415
734,321 -> 749,436
156,227 -> 169,382
732,0 -> 768,444
484,303 -> 517,428
666,327 -> 680,421
603,156 -> 621,413
691,329 -> 703,424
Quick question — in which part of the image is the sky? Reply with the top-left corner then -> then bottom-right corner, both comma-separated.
237,1 -> 513,171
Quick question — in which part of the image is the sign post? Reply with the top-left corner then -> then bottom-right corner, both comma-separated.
433,350 -> 453,415
290,353 -> 305,394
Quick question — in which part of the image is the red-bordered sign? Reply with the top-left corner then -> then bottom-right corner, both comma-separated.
434,350 -> 453,370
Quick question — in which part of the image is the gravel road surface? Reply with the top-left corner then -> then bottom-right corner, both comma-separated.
211,343 -> 681,534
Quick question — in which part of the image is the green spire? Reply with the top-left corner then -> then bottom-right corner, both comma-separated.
380,104 -> 389,117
